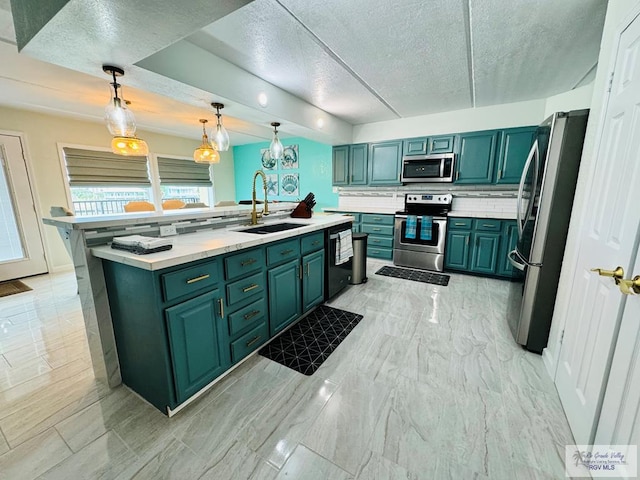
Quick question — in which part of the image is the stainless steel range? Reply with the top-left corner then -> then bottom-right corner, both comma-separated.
393,193 -> 452,272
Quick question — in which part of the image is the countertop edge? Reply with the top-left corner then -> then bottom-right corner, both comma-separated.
91,215 -> 353,271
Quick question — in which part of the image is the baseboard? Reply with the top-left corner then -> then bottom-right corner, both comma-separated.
49,264 -> 75,273
542,347 -> 557,381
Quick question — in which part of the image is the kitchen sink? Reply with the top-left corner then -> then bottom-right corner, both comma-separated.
239,222 -> 305,235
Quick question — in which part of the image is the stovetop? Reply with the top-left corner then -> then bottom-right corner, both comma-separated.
397,193 -> 452,217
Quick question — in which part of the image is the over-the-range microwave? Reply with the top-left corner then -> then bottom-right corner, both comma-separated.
401,153 -> 455,183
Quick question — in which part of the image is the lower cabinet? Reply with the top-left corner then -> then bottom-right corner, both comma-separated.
445,217 -> 519,278
469,232 -> 501,275
166,291 -> 230,403
302,250 -> 325,312
104,229 -> 329,414
268,259 -> 302,336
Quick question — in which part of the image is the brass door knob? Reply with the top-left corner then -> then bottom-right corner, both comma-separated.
619,276 -> 640,295
591,266 -> 625,284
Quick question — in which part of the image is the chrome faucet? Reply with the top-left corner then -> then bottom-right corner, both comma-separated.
251,170 -> 270,225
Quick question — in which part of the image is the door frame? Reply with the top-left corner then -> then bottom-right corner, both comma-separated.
0,129 -> 50,275
543,2 -> 640,378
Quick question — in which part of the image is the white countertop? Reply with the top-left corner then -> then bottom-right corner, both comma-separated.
448,211 -> 517,219
44,203 -> 299,230
324,207 -> 399,215
91,213 -> 353,271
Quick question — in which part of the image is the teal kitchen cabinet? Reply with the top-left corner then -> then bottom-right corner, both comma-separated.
469,232 -> 501,275
332,145 -> 349,185
361,213 -> 395,259
368,141 -> 402,185
429,135 -> 455,154
496,127 -> 536,184
497,221 -> 521,277
445,230 -> 471,270
302,249 -> 325,312
455,131 -> 500,184
445,217 -> 520,278
403,136 -> 455,156
166,291 -> 230,403
268,258 -> 302,336
332,144 -> 368,186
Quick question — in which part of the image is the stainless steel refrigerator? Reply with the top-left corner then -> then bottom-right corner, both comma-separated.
507,109 -> 589,353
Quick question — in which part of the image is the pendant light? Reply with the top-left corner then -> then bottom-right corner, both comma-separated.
193,119 -> 220,164
269,122 -> 284,161
211,102 -> 230,151
103,65 -> 149,156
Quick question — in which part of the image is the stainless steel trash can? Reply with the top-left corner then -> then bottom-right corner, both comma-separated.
351,233 -> 368,284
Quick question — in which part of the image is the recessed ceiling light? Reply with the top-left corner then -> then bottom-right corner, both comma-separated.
258,92 -> 268,107
316,118 -> 324,129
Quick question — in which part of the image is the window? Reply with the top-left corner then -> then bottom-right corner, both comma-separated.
157,156 -> 213,207
63,147 -> 152,216
61,149 -> 214,216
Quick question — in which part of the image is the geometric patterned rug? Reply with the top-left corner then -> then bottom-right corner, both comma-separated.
0,279 -> 32,298
375,265 -> 450,286
259,305 -> 363,375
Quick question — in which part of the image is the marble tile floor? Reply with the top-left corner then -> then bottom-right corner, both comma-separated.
0,260 -> 575,479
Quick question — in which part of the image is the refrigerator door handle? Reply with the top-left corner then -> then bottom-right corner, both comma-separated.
508,249 -> 527,271
517,140 -> 539,237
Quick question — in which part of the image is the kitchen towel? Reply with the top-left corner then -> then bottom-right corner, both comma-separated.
405,216 -> 417,239
420,216 -> 433,241
335,229 -> 353,265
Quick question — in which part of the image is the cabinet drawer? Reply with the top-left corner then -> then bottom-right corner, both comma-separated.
448,218 -> 473,230
361,213 -> 394,225
367,236 -> 393,248
224,248 -> 265,281
301,232 -> 324,255
226,271 -> 266,307
161,259 -> 219,303
367,246 -> 393,260
473,219 -> 502,232
227,297 -> 267,337
266,238 -> 301,266
230,322 -> 269,363
362,223 -> 394,237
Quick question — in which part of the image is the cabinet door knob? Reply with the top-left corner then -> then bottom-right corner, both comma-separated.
241,258 -> 257,267
218,298 -> 224,318
242,283 -> 260,293
246,335 -> 262,348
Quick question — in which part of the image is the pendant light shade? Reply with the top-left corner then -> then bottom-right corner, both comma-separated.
194,119 -> 220,164
103,65 -> 148,156
269,122 -> 284,161
211,102 -> 230,152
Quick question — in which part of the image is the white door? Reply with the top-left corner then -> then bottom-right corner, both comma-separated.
595,246 -> 640,447
555,13 -> 640,445
0,134 -> 47,281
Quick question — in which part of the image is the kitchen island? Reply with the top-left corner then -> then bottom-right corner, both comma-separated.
43,205 -> 351,407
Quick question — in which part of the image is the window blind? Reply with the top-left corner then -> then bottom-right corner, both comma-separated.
157,157 -> 212,186
63,148 -> 150,186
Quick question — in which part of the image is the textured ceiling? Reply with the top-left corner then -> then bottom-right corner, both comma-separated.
0,0 -> 609,144
187,0 -> 607,124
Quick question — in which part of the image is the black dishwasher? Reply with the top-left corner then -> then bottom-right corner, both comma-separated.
325,222 -> 353,300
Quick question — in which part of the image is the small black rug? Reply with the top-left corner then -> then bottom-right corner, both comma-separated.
375,265 -> 450,286
259,305 -> 363,375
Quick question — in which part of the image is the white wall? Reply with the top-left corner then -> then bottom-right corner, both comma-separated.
352,98 -> 547,143
544,84 -> 595,118
543,0 -> 640,376
0,106 -> 235,272
352,85 -> 595,144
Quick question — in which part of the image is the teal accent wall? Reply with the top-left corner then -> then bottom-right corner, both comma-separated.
233,137 -> 338,209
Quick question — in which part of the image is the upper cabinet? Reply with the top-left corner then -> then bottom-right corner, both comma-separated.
495,127 -> 536,184
368,141 -> 402,185
332,144 -> 368,186
332,125 -> 535,187
402,135 -> 455,156
455,131 -> 500,184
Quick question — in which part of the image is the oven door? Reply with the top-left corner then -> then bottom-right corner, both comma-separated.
394,215 -> 446,253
